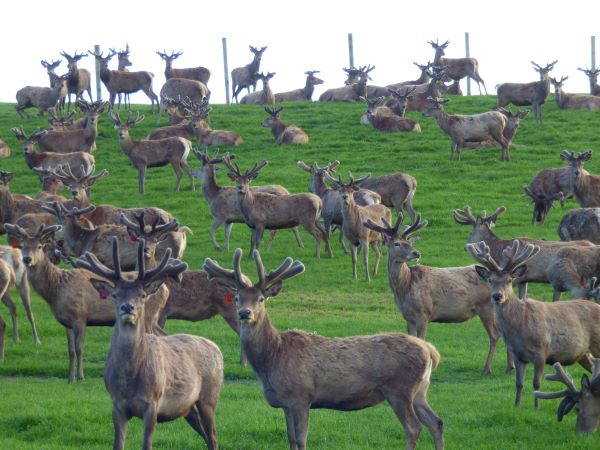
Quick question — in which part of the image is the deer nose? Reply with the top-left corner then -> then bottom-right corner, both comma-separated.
121,304 -> 134,314
238,309 -> 251,320
411,250 -> 421,259
22,256 -> 32,265
492,293 -> 503,303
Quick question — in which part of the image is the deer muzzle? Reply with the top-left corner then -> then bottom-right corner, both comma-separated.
238,308 -> 252,322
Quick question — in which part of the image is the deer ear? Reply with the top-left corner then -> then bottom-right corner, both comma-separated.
408,235 -> 422,244
511,265 -> 527,279
89,278 -> 115,300
474,265 -> 490,282
143,280 -> 167,296
264,281 -> 283,298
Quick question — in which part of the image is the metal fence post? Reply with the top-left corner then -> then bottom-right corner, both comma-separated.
222,38 -> 230,105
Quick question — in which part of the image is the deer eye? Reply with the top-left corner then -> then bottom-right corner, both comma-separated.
259,296 -> 265,303
393,242 -> 401,247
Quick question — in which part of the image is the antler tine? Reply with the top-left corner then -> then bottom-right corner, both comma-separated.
401,213 -> 428,240
141,245 -> 186,284
501,240 -> 540,273
534,363 -> 581,422
546,362 -> 579,393
465,241 -> 503,271
251,249 -> 267,289
4,223 -> 32,241
222,153 -> 241,177
363,213 -> 403,238
256,250 -> 305,291
74,237 -> 121,281
119,212 -> 142,235
232,248 -> 247,288
484,206 -> 507,223
137,238 -> 147,279
453,205 -> 477,225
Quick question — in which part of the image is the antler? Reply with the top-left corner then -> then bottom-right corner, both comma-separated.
453,205 -> 477,225
203,248 -> 251,289
464,241 -> 503,271
501,240 -> 540,274
252,249 -> 305,291
534,362 -> 581,422
264,106 -> 282,117
363,212 -> 405,239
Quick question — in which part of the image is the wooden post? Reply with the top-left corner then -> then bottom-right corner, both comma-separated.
465,32 -> 471,96
348,33 -> 354,68
592,36 -> 596,70
222,38 -> 230,105
94,45 -> 102,101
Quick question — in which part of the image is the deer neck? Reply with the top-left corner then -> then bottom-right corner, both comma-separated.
164,61 -> 173,78
27,253 -> 64,305
493,292 -> 526,342
303,79 -> 315,99
270,121 -> 286,140
0,189 -> 15,224
311,174 -> 330,197
236,187 -> 255,220
107,316 -> 149,379
117,131 -> 136,155
200,165 -> 221,200
62,217 -> 94,255
340,198 -> 362,238
387,256 -> 412,298
249,56 -> 261,73
99,65 -> 111,84
240,312 -> 281,378
193,120 -> 211,139
432,108 -> 452,134
554,87 -> 566,107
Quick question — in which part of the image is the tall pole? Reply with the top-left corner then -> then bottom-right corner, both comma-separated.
94,45 -> 102,101
465,32 -> 471,95
348,33 -> 354,68
592,36 -> 596,69
222,38 -> 230,105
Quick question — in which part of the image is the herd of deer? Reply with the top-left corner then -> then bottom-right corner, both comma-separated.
2,38 -> 600,449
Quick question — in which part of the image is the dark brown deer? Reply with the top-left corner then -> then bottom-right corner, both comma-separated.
231,46 -> 267,103
74,238 -> 223,450
203,248 -> 444,450
157,50 -> 211,84
60,51 -> 93,110
578,66 -> 600,96
560,150 -> 600,207
496,60 -> 558,124
428,39 -> 487,94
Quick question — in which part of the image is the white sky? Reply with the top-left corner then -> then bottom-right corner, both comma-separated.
4,1 -> 600,105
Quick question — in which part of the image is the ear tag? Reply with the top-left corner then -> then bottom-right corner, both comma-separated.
11,239 -> 20,249
99,289 -> 109,300
52,178 -> 59,184
224,293 -> 234,304
129,234 -> 138,242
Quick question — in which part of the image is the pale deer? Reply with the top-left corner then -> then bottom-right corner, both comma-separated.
231,45 -> 267,103
274,70 -> 324,102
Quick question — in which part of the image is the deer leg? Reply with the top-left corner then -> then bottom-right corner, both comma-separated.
361,241 -> 371,281
66,327 -> 76,382
252,226 -> 265,253
142,406 -> 158,450
138,165 -> 147,194
112,406 -> 129,450
17,280 -> 40,344
450,142 -> 456,160
478,308 -> 500,376
351,244 -> 358,279
184,405 -> 209,444
283,408 -> 299,450
413,397 -> 444,450
287,404 -> 310,450
264,230 -> 277,251
372,241 -> 382,277
73,322 -> 86,381
223,222 -> 233,252
197,402 -> 219,450
514,360 -> 526,406
533,357 -> 545,409
291,226 -> 305,249
1,293 -> 18,342
386,393 -> 423,450
552,288 -> 561,302
209,219 -> 224,251
181,160 -> 195,191
172,161 -> 184,191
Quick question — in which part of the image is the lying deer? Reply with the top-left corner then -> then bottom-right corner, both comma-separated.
203,248 -> 444,450
551,76 -> 600,111
261,107 -> 308,144
240,71 -> 276,104
75,238 -> 223,449
274,70 -> 324,102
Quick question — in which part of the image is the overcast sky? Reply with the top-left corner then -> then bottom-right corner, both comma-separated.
5,1 -> 600,106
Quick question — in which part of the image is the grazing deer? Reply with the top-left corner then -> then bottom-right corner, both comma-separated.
364,213 -> 512,375
325,172 -> 391,281
275,70 -> 324,102
578,66 -> 600,96
261,107 -> 308,144
428,39 -> 487,94
535,360 -> 600,434
551,76 -> 600,111
223,155 -> 332,258
75,238 -> 223,450
231,45 -> 267,103
496,60 -> 558,124
203,248 -> 444,450
5,223 -> 169,381
193,149 -> 303,252
60,51 -> 93,109
423,97 -> 510,161
88,49 -> 159,112
157,50 -> 211,84
522,186 -> 564,225
560,150 -> 600,207
466,240 -> 600,408
240,71 -> 276,104
110,111 -> 194,194
558,208 -> 600,244
453,205 -> 594,298
15,73 -> 68,118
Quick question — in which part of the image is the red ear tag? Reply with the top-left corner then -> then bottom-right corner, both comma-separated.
52,178 -> 59,184
99,290 -> 109,300
11,239 -> 20,249
223,293 -> 234,304
129,234 -> 138,242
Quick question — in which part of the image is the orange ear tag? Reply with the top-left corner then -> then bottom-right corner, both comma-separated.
11,239 -> 20,249
223,293 -> 234,304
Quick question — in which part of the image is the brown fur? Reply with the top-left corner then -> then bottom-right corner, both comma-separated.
261,107 -> 308,144
231,46 -> 267,103
240,72 -> 276,104
429,39 -> 487,94
157,50 -> 210,84
15,73 -> 68,118
552,76 -> 600,111
558,208 -> 600,243
60,51 -> 93,109
275,71 -> 323,102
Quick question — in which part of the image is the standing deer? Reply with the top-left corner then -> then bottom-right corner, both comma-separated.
15,73 -> 68,118
110,111 -> 194,193
157,50 -> 211,84
275,70 -> 324,102
60,51 -> 93,109
363,213 -> 512,375
231,46 -> 267,103
75,238 -> 223,450
88,49 -> 159,112
261,107 -> 308,144
496,60 -> 558,124
41,59 -> 65,109
428,39 -> 487,94
203,248 -> 444,450
578,66 -> 600,96
560,150 -> 600,207
223,155 -> 332,258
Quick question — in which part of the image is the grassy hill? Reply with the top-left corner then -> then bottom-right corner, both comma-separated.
0,96 -> 599,449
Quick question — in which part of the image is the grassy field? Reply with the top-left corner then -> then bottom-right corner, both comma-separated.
0,95 -> 599,449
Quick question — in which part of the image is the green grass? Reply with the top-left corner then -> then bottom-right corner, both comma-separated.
1,96 -> 600,449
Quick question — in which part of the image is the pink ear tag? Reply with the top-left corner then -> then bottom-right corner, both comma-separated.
129,233 -> 138,242
99,290 -> 109,300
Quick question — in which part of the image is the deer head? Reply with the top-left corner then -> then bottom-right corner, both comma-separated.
222,154 -> 267,197
560,149 -> 592,178
363,213 -> 428,263
5,223 -> 62,268
324,172 -> 370,206
453,205 -> 507,242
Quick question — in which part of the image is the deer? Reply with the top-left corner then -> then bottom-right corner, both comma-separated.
231,45 -> 267,103
0,139 -> 10,158
193,148 -> 304,252
578,66 -> 600,96
4,223 -> 170,381
157,50 -> 211,84
203,248 -> 444,450
560,149 -> 600,207
297,160 -> 381,256
462,108 -> 529,150
240,71 -> 276,104
361,96 -> 421,132
0,171 -> 49,234
88,49 -> 159,112
275,70 -> 324,102
0,245 -> 41,345
363,213 -> 512,375
522,186 -> 564,225
544,243 -> 600,301
325,172 -> 392,281
186,98 -> 243,147
223,155 -> 332,258
466,240 -> 600,408
60,51 -> 93,109
318,65 -> 375,102
40,59 -> 65,109
428,39 -> 487,94
558,208 -> 600,244
158,78 -> 209,120
110,110 -> 194,194
12,127 -> 95,175
496,60 -> 558,124
453,205 -> 595,298
74,237 -> 223,450
30,167 -> 68,202
15,73 -> 68,118
385,66 -> 447,112
535,360 -> 600,434
261,106 -> 308,144
386,62 -> 432,90
551,76 -> 600,111
110,44 -> 133,109
423,96 -> 510,161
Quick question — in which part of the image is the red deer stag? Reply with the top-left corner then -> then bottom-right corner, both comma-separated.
157,50 -> 211,84
275,70 -> 324,102
428,39 -> 487,94
231,45 -> 267,103
60,51 -> 93,109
